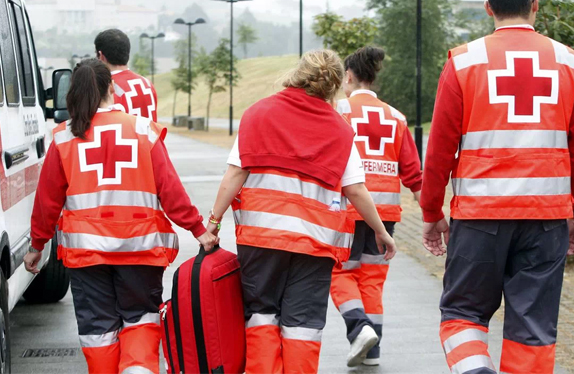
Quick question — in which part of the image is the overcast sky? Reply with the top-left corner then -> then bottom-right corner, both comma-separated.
158,0 -> 371,26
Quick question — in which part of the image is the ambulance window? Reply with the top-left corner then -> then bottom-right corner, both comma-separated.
10,2 -> 35,106
0,0 -> 19,105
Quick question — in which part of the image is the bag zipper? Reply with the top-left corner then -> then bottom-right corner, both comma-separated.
161,303 -> 176,374
171,268 -> 185,374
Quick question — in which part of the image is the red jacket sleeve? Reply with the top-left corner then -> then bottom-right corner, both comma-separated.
398,127 -> 423,192
152,85 -> 158,122
420,58 -> 463,222
151,139 -> 206,237
569,101 -> 574,213
31,144 -> 68,251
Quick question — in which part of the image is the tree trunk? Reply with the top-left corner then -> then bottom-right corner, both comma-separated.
206,89 -> 213,132
172,90 -> 178,120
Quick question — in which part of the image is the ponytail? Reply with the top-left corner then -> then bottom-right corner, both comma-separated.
344,46 -> 386,85
66,58 -> 112,139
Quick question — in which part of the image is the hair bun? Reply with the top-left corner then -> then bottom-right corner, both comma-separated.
282,50 -> 344,101
344,46 -> 386,85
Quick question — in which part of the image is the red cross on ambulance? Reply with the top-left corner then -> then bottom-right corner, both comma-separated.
488,51 -> 559,123
125,78 -> 156,119
78,124 -> 138,186
351,106 -> 397,156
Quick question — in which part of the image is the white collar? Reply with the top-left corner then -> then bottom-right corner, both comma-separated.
350,89 -> 377,98
111,68 -> 129,76
495,24 -> 535,31
96,104 -> 124,113
96,107 -> 112,113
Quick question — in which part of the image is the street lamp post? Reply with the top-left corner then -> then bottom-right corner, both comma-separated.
212,0 -> 252,136
415,0 -> 423,165
140,32 -> 166,85
174,17 -> 207,118
299,0 -> 303,57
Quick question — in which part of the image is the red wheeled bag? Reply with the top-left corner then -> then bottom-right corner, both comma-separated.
160,246 -> 246,374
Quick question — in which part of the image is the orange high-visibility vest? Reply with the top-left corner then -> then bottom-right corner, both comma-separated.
338,92 -> 408,222
232,168 -> 354,263
53,110 -> 178,268
449,28 -> 574,220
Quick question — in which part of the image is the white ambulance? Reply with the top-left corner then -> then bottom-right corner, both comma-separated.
0,0 -> 72,372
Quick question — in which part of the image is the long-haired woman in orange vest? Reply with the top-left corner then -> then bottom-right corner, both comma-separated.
330,46 -> 423,367
205,50 -> 397,374
24,58 -> 218,374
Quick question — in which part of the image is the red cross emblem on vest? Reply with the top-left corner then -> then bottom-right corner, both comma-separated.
78,124 -> 138,186
125,78 -> 156,119
351,106 -> 397,156
488,51 -> 559,123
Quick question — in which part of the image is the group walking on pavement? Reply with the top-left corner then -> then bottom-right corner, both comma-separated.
20,0 -> 574,373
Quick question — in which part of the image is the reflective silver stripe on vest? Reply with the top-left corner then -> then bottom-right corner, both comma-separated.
281,326 -> 322,342
135,116 -> 158,144
366,313 -> 383,325
237,210 -> 353,249
79,329 -> 119,348
121,366 -> 155,374
453,177 -> 570,197
244,173 -> 343,207
54,123 -> 76,145
461,130 -> 568,150
361,254 -> 390,265
342,260 -> 361,270
246,313 -> 280,329
65,191 -> 159,211
339,299 -> 364,314
123,313 -> 160,329
370,192 -> 401,206
61,232 -> 178,252
450,355 -> 495,374
443,328 -> 488,354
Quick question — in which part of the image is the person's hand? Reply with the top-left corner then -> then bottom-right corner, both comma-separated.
24,251 -> 42,274
567,218 -> 574,256
413,190 -> 421,204
197,231 -> 219,252
206,221 -> 220,237
375,231 -> 397,261
423,218 -> 450,256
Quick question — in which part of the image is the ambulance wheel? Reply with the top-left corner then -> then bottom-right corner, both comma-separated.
0,270 -> 11,374
24,234 -> 70,304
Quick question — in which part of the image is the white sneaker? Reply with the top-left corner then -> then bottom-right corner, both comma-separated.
347,326 -> 379,367
362,358 -> 380,366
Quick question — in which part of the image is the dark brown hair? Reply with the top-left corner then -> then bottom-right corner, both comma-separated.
488,0 -> 533,20
67,58 -> 111,139
344,46 -> 386,85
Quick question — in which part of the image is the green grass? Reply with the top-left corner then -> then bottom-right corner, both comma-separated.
409,122 -> 431,136
155,55 -> 300,120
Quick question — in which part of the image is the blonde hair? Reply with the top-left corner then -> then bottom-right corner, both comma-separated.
282,50 -> 344,101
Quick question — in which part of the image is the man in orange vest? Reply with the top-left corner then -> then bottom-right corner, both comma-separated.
421,1 -> 574,373
95,29 -> 159,121
331,46 -> 422,367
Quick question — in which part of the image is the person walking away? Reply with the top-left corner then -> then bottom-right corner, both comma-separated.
95,29 -> 159,121
205,50 -> 398,374
331,46 -> 423,367
421,1 -> 574,373
24,59 -> 218,374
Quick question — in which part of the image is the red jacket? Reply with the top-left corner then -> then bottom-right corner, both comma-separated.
31,117 -> 205,253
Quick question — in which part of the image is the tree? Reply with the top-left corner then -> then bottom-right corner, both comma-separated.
131,38 -> 151,77
197,39 -> 240,131
237,23 -> 259,58
536,0 -> 574,46
313,13 -> 379,59
367,0 -> 455,123
170,34 -> 199,117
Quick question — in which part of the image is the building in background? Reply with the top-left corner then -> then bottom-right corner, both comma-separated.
455,0 -> 484,12
26,0 -> 158,33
